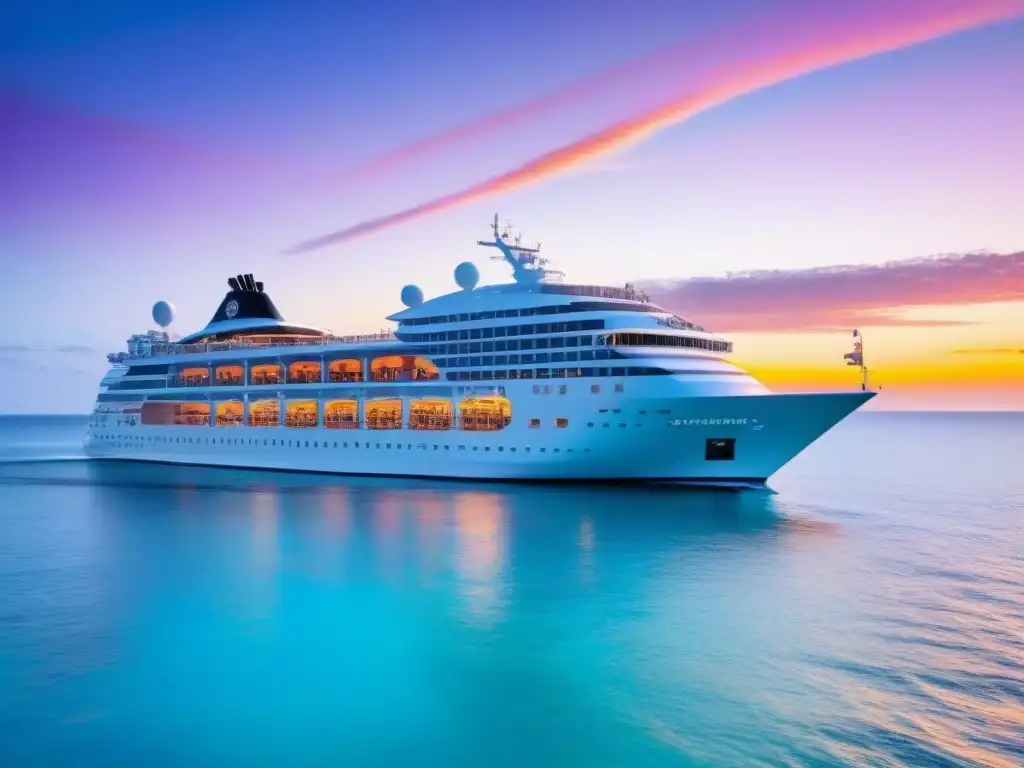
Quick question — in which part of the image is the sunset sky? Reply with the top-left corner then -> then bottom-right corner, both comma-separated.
1,0 -> 1022,412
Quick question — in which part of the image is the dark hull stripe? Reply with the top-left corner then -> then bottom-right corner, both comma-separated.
86,458 -> 767,489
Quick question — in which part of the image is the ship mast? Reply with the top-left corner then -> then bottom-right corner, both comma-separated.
477,213 -> 562,285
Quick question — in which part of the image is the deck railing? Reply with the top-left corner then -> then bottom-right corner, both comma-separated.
124,331 -> 397,360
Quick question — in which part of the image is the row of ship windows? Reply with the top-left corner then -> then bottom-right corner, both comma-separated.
446,367 -> 659,381
398,321 -> 604,340
419,333 -> 598,353
111,363 -> 663,392
438,353 -> 646,368
93,434 -> 591,454
402,329 -> 732,355
397,301 -> 656,327
133,397 -> 514,431
421,334 -> 731,355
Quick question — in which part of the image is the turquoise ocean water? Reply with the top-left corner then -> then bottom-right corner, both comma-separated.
0,413 -> 1021,767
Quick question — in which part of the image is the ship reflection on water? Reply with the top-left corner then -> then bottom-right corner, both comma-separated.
69,460 -> 824,629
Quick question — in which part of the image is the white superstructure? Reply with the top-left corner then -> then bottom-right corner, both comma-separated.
85,216 -> 873,486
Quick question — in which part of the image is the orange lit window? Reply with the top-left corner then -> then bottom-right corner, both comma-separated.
459,396 -> 512,431
325,399 -> 359,429
327,359 -> 363,382
287,361 -> 321,384
366,399 -> 402,430
248,399 -> 280,427
408,399 -> 452,430
214,365 -> 244,385
175,403 -> 210,426
215,400 -> 244,426
370,355 -> 439,382
554,418 -> 568,428
250,363 -> 282,385
179,367 -> 210,386
285,399 -> 319,428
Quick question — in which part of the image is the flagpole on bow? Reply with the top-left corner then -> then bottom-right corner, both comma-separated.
860,332 -> 868,391
845,329 -> 868,391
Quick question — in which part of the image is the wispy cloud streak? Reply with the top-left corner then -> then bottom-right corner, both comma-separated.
0,87 -> 275,218
642,251 -> 1024,332
287,0 -> 1024,253
343,23 -> 769,182
952,347 -> 1024,355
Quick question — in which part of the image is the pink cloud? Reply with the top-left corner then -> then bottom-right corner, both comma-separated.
642,251 -> 1024,332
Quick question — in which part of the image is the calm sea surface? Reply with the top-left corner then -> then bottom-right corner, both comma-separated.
0,413 -> 1020,767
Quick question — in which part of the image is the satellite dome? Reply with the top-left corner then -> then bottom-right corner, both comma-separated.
152,300 -> 176,329
454,261 -> 480,291
400,284 -> 424,308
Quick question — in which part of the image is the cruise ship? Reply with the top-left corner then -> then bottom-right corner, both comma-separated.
85,216 -> 873,486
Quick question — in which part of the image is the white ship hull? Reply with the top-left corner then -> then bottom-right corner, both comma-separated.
85,389 -> 872,486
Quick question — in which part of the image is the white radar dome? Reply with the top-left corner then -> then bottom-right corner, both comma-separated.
152,300 -> 176,329
401,284 -> 424,308
454,261 -> 479,290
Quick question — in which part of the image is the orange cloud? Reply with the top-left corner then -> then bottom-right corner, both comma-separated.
286,0 -> 1023,253
643,251 -> 1024,332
